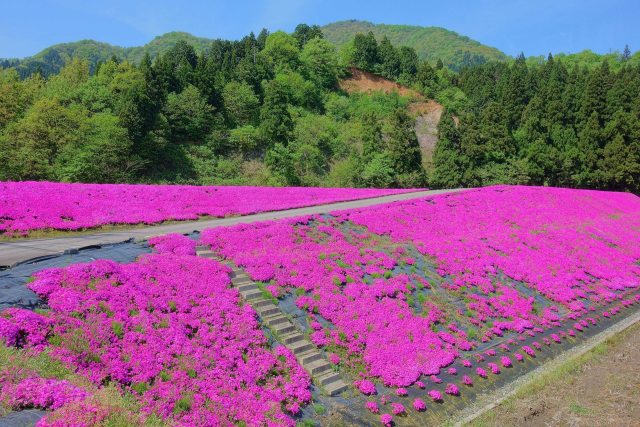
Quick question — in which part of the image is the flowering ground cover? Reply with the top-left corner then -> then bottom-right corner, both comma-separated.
0,181 -> 418,236
199,185 -> 640,424
0,245 -> 311,425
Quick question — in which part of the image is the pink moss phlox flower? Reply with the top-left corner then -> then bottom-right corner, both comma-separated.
514,353 -> 524,362
429,375 -> 442,384
413,398 -> 427,412
391,402 -> 405,415
488,363 -> 501,374
0,376 -> 88,410
462,375 -> 473,386
428,390 -> 442,401
356,379 -> 377,396
500,356 -> 512,368
23,255 -> 310,425
447,367 -> 457,375
415,381 -> 426,389
395,388 -> 408,397
445,383 -> 460,396
476,368 -> 488,378
462,359 -> 473,368
366,401 -> 380,414
147,233 -> 195,255
328,353 -> 341,365
0,182 -> 413,235
380,414 -> 393,426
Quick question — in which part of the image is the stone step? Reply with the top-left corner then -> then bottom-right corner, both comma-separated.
242,290 -> 263,301
256,306 -> 280,317
272,323 -> 296,336
306,359 -> 332,376
280,332 -> 304,345
252,299 -> 272,309
234,278 -> 252,286
265,315 -> 289,327
324,379 -> 348,396
315,370 -> 342,387
297,350 -> 323,365
289,340 -> 313,355
237,283 -> 258,292
196,251 -> 219,259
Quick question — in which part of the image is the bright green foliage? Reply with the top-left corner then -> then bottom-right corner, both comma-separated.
1,24 -> 638,193
163,85 -> 213,142
300,38 -> 340,89
322,20 -> 509,71
261,31 -> 300,71
222,81 -> 259,126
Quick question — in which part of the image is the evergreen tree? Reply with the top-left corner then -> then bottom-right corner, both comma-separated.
432,109 -> 466,188
352,32 -> 379,71
259,79 -> 293,144
377,36 -> 400,79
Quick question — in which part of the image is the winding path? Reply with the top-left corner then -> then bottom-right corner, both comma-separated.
0,188 -> 465,268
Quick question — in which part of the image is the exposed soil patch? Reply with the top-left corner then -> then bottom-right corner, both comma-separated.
339,67 -> 424,99
339,68 -> 445,166
471,322 -> 640,427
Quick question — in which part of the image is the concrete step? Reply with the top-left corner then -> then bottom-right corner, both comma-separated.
272,323 -> 296,335
237,283 -> 258,292
256,306 -> 280,317
315,370 -> 342,387
289,340 -> 313,355
306,359 -> 332,376
196,251 -> 219,259
297,350 -> 323,365
242,290 -> 263,301
265,315 -> 289,327
252,299 -> 272,309
324,379 -> 348,396
281,332 -> 304,345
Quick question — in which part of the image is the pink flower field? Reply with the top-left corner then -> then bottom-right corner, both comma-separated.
1,185 -> 639,426
0,181 -> 417,236
1,250 -> 311,425
198,185 -> 640,422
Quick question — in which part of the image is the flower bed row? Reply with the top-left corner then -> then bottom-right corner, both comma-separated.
0,181 -> 418,236
198,185 -> 640,421
363,292 -> 640,425
0,250 -> 311,426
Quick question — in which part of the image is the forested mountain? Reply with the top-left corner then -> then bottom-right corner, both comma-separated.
0,32 -> 216,77
1,24 -> 638,193
321,20 -> 510,70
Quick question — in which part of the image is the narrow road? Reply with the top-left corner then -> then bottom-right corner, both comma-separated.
0,188 -> 465,268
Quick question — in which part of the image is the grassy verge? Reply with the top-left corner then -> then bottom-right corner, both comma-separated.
466,322 -> 639,426
0,344 -> 168,426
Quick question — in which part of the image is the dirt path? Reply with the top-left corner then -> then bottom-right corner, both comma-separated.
470,322 -> 640,427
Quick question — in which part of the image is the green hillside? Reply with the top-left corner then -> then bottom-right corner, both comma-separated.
1,32 -> 214,77
322,20 -> 510,70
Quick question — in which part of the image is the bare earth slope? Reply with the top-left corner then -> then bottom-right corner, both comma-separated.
340,68 -> 444,167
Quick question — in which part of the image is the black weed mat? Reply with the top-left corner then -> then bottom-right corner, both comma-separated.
0,241 -> 151,311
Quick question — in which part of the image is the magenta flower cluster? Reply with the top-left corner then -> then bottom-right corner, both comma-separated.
201,217 -> 459,387
1,252 -> 311,425
337,185 -> 640,326
0,373 -> 88,411
0,181 -> 415,235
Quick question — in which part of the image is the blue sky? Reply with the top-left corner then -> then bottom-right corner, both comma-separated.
1,0 -> 638,58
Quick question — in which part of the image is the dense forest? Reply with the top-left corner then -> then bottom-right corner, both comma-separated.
0,24 -> 638,193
